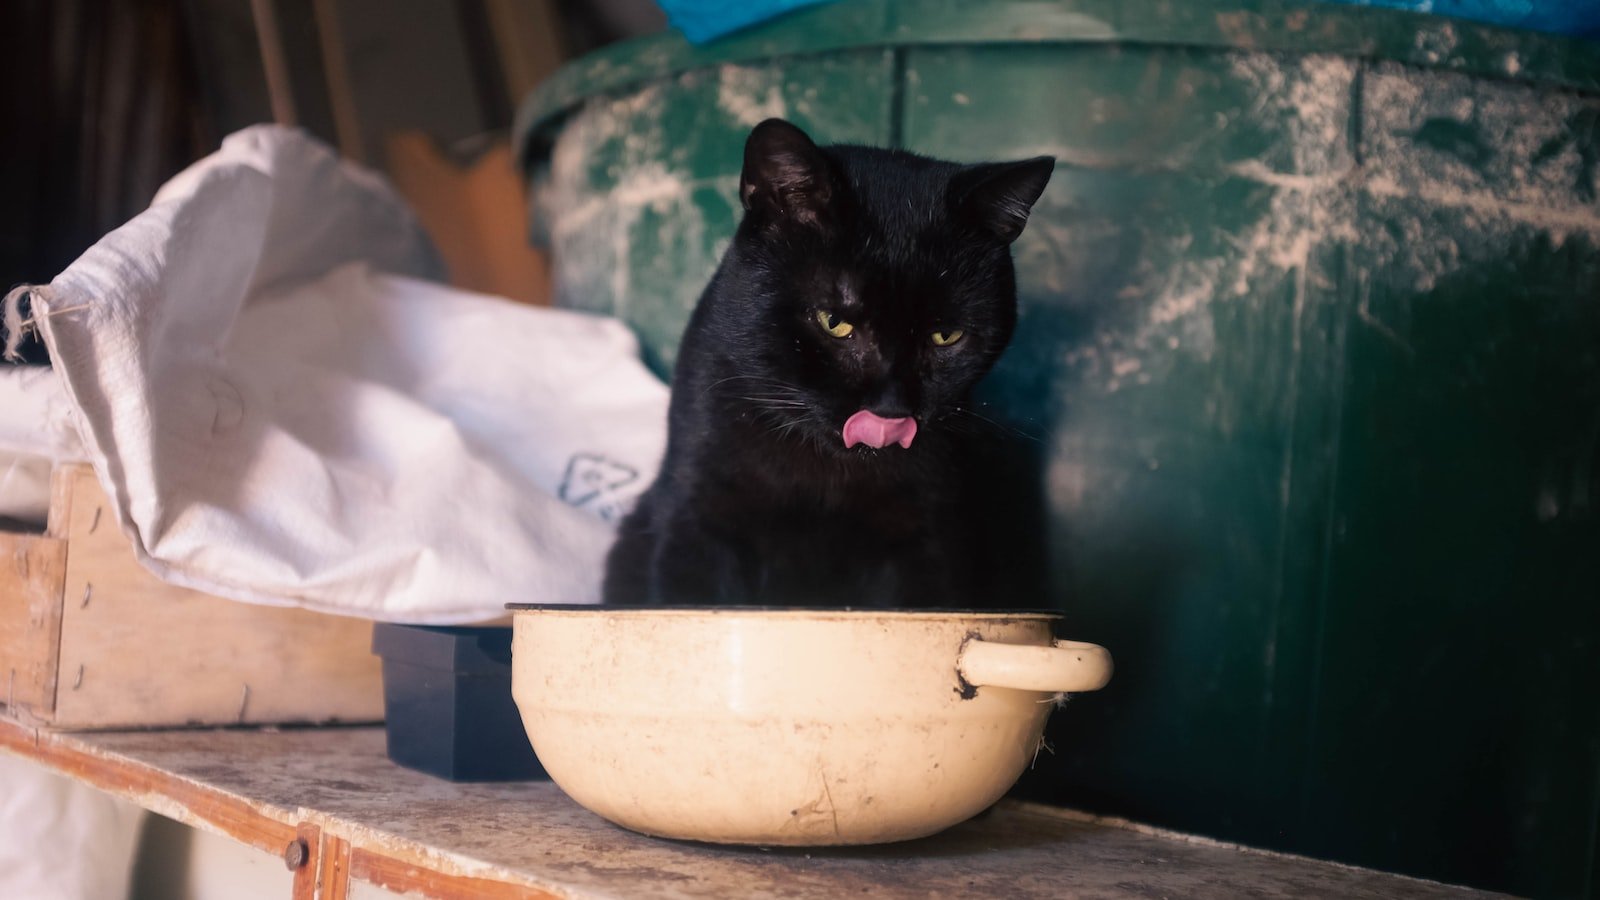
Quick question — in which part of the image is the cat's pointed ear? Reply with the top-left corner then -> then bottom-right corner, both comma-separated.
740,119 -> 835,229
951,157 -> 1055,243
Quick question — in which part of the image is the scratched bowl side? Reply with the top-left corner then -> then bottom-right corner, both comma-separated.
510,610 -> 1061,845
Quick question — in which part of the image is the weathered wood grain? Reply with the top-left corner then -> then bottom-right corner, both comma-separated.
318,832 -> 352,900
350,850 -> 557,900
0,720 -> 1503,900
294,822 -> 323,900
46,464 -> 383,728
0,717 -> 300,856
0,531 -> 67,720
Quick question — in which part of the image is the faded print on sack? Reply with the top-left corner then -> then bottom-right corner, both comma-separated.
558,452 -> 640,522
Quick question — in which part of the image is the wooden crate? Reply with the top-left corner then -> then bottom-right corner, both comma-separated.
0,464 -> 383,729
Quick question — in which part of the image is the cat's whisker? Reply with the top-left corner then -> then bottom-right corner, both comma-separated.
742,394 -> 794,404
759,416 -> 814,446
945,407 -> 1043,444
736,399 -> 810,411
708,374 -> 801,392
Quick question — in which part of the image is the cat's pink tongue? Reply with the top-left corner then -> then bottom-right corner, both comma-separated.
842,410 -> 918,450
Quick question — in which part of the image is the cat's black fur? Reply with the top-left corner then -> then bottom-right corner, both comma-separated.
602,119 -> 1053,608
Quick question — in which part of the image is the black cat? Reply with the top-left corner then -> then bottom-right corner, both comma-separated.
602,118 -> 1053,608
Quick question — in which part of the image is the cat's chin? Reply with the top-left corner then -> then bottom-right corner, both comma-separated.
842,444 -> 916,459
833,436 -> 923,460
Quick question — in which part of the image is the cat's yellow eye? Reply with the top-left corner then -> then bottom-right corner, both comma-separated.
816,310 -> 855,338
930,328 -> 965,347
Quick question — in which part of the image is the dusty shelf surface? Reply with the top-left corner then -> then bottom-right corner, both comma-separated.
0,720 -> 1498,899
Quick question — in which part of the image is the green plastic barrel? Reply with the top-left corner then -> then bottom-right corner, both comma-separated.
516,2 -> 1600,894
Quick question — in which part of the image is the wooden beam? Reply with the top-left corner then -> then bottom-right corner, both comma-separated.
0,717 -> 300,856
311,0 -> 367,162
483,0 -> 567,103
249,0 -> 299,126
318,831 -> 352,900
349,848 -> 560,900
0,721 -> 560,898
292,822 -> 323,900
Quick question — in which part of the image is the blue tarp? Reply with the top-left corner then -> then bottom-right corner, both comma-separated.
1322,0 -> 1600,38
656,0 -> 836,44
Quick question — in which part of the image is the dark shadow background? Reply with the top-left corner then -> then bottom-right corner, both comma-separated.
0,0 -> 667,367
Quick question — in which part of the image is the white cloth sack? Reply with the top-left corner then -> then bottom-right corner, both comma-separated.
0,754 -> 145,900
0,365 -> 82,522
16,125 -> 668,623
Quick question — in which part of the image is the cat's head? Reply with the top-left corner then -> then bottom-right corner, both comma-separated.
711,118 -> 1053,454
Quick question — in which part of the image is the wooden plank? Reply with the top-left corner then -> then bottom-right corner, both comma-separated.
45,457 -> 76,538
47,464 -> 383,729
386,132 -> 553,306
249,0 -> 298,127
349,849 -> 558,900
483,0 -> 567,104
293,822 -> 323,900
0,717 -> 299,856
0,531 -> 66,721
310,0 -> 366,163
319,832 -> 353,900
0,718 -> 542,899
6,723 -> 1498,900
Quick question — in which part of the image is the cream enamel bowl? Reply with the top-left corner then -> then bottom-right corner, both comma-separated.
507,606 -> 1112,846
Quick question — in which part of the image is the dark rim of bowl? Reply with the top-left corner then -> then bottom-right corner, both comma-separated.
504,603 -> 1062,615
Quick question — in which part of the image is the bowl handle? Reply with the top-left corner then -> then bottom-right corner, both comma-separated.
957,639 -> 1113,693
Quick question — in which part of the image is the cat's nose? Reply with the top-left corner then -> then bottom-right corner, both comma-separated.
866,386 -> 916,420
868,402 -> 914,420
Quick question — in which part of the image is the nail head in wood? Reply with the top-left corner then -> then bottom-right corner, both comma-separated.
284,837 -> 309,870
